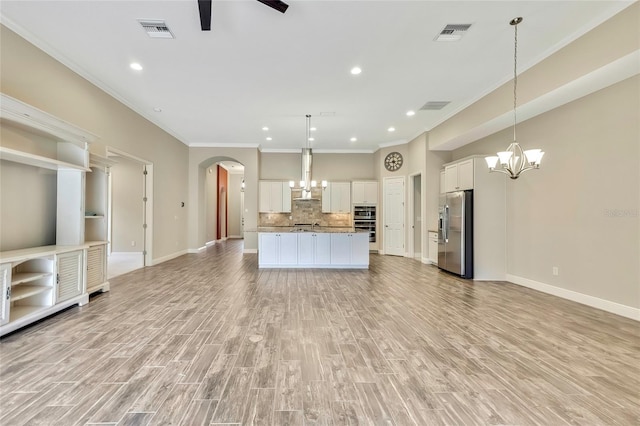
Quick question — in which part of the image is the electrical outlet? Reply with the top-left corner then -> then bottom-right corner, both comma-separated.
131,240 -> 136,247
552,266 -> 559,276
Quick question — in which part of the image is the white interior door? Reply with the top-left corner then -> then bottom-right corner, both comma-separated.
384,177 -> 405,256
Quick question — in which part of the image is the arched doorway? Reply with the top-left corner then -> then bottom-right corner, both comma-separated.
201,157 -> 245,247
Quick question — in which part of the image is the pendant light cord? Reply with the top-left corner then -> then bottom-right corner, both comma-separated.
512,20 -> 519,143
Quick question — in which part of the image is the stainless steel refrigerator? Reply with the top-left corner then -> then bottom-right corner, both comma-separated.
438,190 -> 473,278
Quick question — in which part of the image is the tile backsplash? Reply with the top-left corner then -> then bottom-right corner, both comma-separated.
258,188 -> 351,227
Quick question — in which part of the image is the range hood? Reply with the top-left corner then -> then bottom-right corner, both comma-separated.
293,115 -> 320,201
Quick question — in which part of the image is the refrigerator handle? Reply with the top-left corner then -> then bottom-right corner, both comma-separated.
444,205 -> 449,242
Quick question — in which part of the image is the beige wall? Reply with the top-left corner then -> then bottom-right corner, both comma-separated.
0,25 -> 190,262
451,75 -> 639,309
260,152 -> 375,181
110,157 -> 144,253
0,161 -> 56,251
227,174 -> 243,237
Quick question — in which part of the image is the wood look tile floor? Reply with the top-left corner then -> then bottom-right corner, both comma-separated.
1,240 -> 639,425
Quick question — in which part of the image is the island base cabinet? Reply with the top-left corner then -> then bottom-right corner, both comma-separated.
259,232 -> 368,269
298,233 -> 331,266
330,233 -> 369,267
259,233 -> 298,267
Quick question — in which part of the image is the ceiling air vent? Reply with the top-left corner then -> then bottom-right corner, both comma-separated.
434,24 -> 472,42
420,101 -> 450,111
138,20 -> 175,39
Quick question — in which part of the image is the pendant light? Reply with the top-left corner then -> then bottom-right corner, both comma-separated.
485,17 -> 544,179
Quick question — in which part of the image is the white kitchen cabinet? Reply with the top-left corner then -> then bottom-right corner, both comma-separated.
330,233 -> 369,267
323,182 -> 351,213
444,159 -> 474,192
440,171 -> 446,194
259,181 -> 290,213
428,231 -> 439,264
0,264 -> 10,326
298,233 -> 331,265
282,183 -> 292,213
352,181 -> 378,205
259,233 -> 298,266
56,250 -> 84,303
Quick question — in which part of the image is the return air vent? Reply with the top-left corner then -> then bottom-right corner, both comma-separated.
138,20 -> 175,39
434,23 -> 472,42
420,101 -> 450,111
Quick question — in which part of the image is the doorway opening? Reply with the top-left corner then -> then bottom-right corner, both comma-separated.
409,173 -> 422,260
106,148 -> 153,278
204,159 -> 244,247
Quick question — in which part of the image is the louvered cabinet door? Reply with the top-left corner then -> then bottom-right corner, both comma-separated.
86,245 -> 105,290
56,250 -> 84,303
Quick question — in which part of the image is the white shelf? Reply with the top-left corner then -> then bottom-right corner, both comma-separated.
0,147 -> 89,171
11,272 -> 51,285
11,285 -> 50,301
85,215 -> 104,219
9,305 -> 43,322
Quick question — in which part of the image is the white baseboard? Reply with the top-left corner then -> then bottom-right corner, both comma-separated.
421,257 -> 433,265
506,274 -> 640,321
187,246 -> 206,254
152,249 -> 189,265
109,251 -> 143,257
206,240 -> 216,247
243,248 -> 257,254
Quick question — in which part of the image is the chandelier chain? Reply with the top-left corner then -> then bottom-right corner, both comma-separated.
513,21 -> 518,142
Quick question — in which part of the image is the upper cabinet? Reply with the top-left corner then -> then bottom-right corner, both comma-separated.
322,182 -> 351,213
352,181 -> 378,205
259,181 -> 291,213
444,159 -> 474,192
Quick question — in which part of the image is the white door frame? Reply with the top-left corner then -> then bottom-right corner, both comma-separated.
383,176 -> 405,256
107,147 -> 153,267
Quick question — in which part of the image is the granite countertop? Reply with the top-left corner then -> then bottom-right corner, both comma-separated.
251,226 -> 366,234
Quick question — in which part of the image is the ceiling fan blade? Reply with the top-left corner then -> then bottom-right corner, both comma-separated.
256,0 -> 289,13
198,0 -> 212,31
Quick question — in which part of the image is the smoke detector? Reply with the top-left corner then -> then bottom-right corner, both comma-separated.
420,101 -> 451,111
434,24 -> 472,42
138,20 -> 175,39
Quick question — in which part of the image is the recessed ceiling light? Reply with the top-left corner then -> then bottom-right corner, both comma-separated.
262,126 -> 269,131
130,62 -> 143,71
350,66 -> 362,75
350,137 -> 357,142
406,110 -> 415,116
308,137 -> 315,142
388,127 -> 396,132
310,127 -> 317,132
153,107 -> 162,112
266,137 -> 272,141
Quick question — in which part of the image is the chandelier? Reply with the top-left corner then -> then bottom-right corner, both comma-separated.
485,17 -> 544,179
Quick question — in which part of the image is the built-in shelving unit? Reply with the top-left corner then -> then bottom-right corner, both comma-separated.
0,93 -> 103,336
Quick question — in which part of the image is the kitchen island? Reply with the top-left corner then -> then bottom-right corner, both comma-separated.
257,227 -> 369,269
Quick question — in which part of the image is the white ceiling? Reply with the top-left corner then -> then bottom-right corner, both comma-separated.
0,1 -> 632,152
